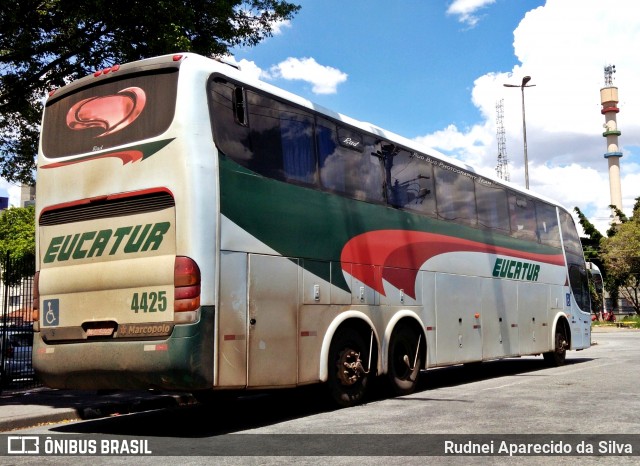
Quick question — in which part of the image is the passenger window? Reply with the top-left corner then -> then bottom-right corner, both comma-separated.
475,181 -> 510,232
434,165 -> 476,225
536,202 -> 561,248
559,210 -> 583,255
317,118 -> 384,203
209,79 -> 318,186
381,146 -> 436,216
209,79 -> 252,162
509,193 -> 537,241
248,92 -> 317,185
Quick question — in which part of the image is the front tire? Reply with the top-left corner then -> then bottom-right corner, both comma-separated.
388,324 -> 422,396
544,326 -> 568,367
327,328 -> 372,407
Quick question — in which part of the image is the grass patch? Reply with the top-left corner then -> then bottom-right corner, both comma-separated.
592,315 -> 640,328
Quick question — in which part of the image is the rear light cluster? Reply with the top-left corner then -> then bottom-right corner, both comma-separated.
174,256 -> 201,316
93,64 -> 120,77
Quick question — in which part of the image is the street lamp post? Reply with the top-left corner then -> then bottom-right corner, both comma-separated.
504,76 -> 535,189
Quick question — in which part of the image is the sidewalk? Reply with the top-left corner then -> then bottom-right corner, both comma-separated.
0,387 -> 195,432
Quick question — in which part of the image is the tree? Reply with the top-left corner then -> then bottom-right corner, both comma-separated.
0,0 -> 300,184
600,197 -> 640,315
0,206 -> 35,285
574,206 -> 603,265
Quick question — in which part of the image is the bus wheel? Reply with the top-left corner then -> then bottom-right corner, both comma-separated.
388,324 -> 422,396
327,328 -> 372,407
543,326 -> 568,367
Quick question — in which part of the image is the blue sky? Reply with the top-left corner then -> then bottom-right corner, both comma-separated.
225,0 -> 640,235
232,0 -> 541,137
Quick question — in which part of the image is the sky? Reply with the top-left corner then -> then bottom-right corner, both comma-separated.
7,0 -> 638,236
223,0 -> 640,235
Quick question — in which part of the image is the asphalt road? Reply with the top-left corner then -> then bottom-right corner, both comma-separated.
4,329 -> 640,465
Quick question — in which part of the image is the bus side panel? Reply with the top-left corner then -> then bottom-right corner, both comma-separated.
217,251 -> 248,388
247,254 -> 298,388
481,278 -> 519,359
434,273 -> 483,365
517,282 -> 550,355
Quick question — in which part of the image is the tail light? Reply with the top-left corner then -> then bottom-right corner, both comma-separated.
174,257 -> 200,318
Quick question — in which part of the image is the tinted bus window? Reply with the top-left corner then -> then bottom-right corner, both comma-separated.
43,69 -> 179,158
383,146 -> 436,216
570,264 -> 590,311
536,202 -> 561,248
509,193 -> 537,241
317,118 -> 384,203
247,91 -> 317,185
434,165 -> 476,225
210,79 -> 252,162
475,182 -> 510,232
559,210 -> 583,256
210,79 -> 317,186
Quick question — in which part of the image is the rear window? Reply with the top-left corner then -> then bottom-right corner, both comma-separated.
41,69 -> 178,158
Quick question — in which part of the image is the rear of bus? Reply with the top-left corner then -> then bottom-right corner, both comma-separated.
33,54 -> 217,390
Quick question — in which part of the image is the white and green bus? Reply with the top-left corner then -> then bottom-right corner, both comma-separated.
33,53 -> 591,406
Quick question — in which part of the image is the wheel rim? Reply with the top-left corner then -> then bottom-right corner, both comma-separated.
336,348 -> 364,386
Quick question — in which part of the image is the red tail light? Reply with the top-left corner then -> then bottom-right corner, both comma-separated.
174,257 -> 200,313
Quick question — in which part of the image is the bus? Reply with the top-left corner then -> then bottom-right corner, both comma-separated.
32,53 -> 591,407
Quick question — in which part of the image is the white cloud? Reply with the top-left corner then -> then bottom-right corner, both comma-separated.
447,0 -> 496,27
220,55 -> 268,81
270,19 -> 292,36
418,0 -> 640,235
269,57 -> 348,94
224,55 -> 348,95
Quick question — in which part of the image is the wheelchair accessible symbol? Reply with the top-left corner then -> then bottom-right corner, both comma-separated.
43,299 -> 59,326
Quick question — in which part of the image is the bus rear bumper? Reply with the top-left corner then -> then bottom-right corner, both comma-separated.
32,306 -> 215,391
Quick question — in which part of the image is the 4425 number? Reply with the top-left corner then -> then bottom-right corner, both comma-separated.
131,291 -> 167,313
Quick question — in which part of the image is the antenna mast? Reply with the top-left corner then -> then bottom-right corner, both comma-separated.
495,99 -> 510,181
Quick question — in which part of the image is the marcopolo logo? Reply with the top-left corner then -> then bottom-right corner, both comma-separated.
492,258 -> 540,282
118,323 -> 173,338
43,222 -> 170,264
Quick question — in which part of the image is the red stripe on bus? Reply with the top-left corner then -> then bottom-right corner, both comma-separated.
301,331 -> 317,337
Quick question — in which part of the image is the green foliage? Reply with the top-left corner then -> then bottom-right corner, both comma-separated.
0,0 -> 301,184
574,206 -> 603,263
0,206 -> 36,285
601,197 -> 640,314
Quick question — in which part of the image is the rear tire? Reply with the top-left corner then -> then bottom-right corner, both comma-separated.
327,328 -> 372,407
544,326 -> 567,367
387,324 -> 422,396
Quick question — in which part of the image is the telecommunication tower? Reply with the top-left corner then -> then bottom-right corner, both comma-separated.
600,64 -> 623,221
495,99 -> 510,181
